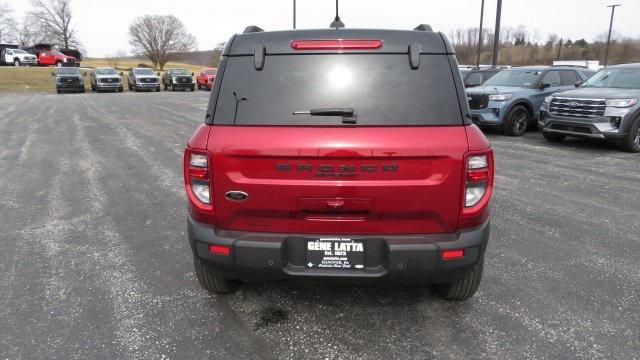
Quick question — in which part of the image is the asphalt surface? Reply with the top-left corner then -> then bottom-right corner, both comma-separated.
0,91 -> 638,360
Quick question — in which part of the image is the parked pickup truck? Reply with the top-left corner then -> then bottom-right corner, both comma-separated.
90,67 -> 124,93
196,68 -> 217,90
1,48 -> 38,66
184,25 -> 494,301
37,49 -> 77,67
53,66 -> 85,93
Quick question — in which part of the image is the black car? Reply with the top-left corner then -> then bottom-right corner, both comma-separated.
162,68 -> 195,91
53,67 -> 85,94
460,67 -> 504,88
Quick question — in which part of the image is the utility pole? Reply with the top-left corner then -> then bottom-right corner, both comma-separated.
491,0 -> 502,67
476,0 -> 485,68
604,4 -> 621,66
556,38 -> 563,61
293,0 -> 296,29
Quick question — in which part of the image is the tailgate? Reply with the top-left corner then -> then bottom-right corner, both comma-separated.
209,126 -> 467,235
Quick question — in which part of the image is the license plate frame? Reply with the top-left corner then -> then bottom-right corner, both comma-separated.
305,237 -> 365,269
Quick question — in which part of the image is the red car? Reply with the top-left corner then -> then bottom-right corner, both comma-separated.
196,67 -> 217,90
37,49 -> 77,67
184,25 -> 494,301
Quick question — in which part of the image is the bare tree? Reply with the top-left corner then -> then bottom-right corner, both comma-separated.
208,42 -> 226,67
128,15 -> 196,70
30,0 -> 80,48
105,49 -> 128,69
0,1 -> 17,43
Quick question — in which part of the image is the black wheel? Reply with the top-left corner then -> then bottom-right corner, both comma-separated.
14,59 -> 20,66
169,83 -> 174,92
118,87 -> 123,93
190,85 -> 195,92
621,117 -> 640,153
56,61 -> 62,67
164,83 -> 168,90
436,258 -> 483,301
56,89 -> 61,94
156,87 -> 160,92
504,105 -> 530,136
79,88 -> 85,93
543,132 -> 566,143
193,254 -> 240,294
197,83 -> 201,90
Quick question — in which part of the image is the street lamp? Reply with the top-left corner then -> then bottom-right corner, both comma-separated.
604,4 -> 621,66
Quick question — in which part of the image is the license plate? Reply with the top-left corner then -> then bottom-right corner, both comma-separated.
306,238 -> 364,269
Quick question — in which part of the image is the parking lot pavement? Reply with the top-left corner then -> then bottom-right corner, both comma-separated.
0,92 -> 638,359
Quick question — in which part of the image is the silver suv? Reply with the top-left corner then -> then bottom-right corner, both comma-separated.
539,63 -> 640,152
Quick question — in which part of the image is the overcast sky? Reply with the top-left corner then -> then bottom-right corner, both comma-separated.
7,0 -> 640,57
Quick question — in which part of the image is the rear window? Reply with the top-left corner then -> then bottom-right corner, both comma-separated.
213,54 -> 462,126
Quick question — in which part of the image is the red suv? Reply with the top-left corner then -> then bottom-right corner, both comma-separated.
184,25 -> 494,300
196,67 -> 217,90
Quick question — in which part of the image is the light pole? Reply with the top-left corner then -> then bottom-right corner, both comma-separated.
491,0 -> 502,67
604,4 -> 621,66
476,0 -> 485,68
293,0 -> 296,29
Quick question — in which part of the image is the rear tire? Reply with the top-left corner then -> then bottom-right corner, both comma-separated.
543,132 -> 566,143
14,59 -> 20,66
621,117 -> 640,153
503,105 -> 530,136
436,258 -> 483,301
193,255 -> 240,294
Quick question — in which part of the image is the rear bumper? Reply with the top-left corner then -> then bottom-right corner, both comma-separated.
188,217 -> 489,284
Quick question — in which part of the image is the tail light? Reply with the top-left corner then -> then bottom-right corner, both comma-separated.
184,148 -> 215,223
460,150 -> 494,229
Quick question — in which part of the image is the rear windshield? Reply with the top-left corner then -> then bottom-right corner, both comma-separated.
212,54 -> 462,126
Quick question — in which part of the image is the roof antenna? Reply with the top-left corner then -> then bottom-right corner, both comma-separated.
330,0 -> 345,28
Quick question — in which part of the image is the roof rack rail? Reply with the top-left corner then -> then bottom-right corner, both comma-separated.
551,64 -> 588,68
413,24 -> 433,32
243,25 -> 264,34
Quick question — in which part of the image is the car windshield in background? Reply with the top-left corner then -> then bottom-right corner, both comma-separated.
57,68 -> 80,75
214,54 -> 462,126
483,69 -> 543,88
580,68 -> 640,89
95,68 -> 117,75
170,69 -> 189,75
134,68 -> 154,75
205,69 -> 217,75
13,49 -> 28,54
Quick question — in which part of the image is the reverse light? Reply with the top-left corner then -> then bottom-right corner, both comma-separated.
189,153 -> 208,167
442,249 -> 465,260
290,39 -> 383,50
605,98 -> 637,108
489,93 -> 513,101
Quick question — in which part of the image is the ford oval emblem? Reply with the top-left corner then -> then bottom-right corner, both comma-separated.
225,191 -> 249,202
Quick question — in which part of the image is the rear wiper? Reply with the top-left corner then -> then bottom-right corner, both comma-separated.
293,107 -> 357,124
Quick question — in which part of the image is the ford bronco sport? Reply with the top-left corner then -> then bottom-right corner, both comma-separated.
184,25 -> 494,300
